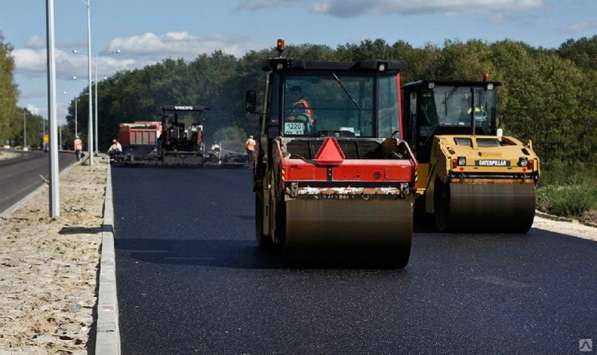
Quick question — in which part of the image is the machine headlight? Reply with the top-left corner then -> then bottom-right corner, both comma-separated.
457,156 -> 467,166
518,157 -> 529,167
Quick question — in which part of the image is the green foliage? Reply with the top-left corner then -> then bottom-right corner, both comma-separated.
558,35 -> 597,71
0,34 -> 581,167
537,184 -> 597,217
0,32 -> 18,144
537,161 -> 596,217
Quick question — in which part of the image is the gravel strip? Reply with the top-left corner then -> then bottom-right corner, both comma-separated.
533,216 -> 597,242
0,158 -> 108,354
0,150 -> 20,161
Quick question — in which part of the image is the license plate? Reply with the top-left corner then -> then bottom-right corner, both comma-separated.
284,122 -> 305,135
476,159 -> 510,167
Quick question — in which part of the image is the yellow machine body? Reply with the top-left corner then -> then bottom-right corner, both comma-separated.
403,79 -> 540,232
419,134 -> 539,231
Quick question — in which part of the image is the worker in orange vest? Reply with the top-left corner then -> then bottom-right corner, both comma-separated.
287,85 -> 315,132
73,136 -> 83,161
245,135 -> 257,167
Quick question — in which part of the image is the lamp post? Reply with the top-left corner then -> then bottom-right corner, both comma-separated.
94,60 -> 98,154
85,0 -> 93,166
46,0 -> 60,217
23,109 -> 27,148
75,98 -> 78,136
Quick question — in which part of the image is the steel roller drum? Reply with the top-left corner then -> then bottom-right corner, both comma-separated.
447,182 -> 536,232
284,197 -> 413,250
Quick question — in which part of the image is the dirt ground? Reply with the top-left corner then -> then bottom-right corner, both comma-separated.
0,158 -> 108,354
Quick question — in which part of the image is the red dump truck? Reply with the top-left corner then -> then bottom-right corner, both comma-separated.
117,121 -> 162,161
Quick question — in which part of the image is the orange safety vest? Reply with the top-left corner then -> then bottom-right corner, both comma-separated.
294,98 -> 315,125
74,139 -> 82,151
245,139 -> 256,152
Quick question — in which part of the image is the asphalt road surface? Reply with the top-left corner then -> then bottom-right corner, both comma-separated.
113,167 -> 597,354
0,151 -> 76,213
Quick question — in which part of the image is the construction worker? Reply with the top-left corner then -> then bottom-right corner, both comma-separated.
245,135 -> 256,167
73,136 -> 83,161
108,139 -> 123,161
287,85 -> 315,131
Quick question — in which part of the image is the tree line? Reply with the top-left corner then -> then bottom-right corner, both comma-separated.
73,36 -> 595,167
0,33 -> 48,148
1,31 -> 595,168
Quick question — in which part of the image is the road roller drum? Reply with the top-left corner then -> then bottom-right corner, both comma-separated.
436,181 -> 536,232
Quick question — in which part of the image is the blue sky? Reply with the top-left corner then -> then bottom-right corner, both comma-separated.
1,0 -> 595,123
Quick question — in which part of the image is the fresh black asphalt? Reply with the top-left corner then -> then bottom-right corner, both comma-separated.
0,151 -> 76,213
112,166 -> 597,354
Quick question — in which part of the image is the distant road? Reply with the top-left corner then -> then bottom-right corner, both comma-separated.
0,151 -> 76,213
113,167 -> 597,354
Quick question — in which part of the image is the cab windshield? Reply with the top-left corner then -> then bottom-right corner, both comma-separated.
420,85 -> 497,133
283,73 -> 375,137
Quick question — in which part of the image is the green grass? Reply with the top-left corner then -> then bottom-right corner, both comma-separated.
537,184 -> 597,217
537,162 -> 597,218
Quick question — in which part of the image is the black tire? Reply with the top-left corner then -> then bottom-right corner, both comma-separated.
255,193 -> 274,250
434,179 -> 450,232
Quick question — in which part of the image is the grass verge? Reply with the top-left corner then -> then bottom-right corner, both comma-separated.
537,162 -> 596,224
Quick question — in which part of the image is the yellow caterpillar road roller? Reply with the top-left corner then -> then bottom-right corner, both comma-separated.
402,79 -> 540,232
245,40 -> 418,267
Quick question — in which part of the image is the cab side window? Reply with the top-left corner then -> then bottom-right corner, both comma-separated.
377,75 -> 399,138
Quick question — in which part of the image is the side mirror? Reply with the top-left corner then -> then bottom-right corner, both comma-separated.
245,90 -> 257,114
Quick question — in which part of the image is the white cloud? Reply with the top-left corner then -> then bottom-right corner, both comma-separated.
26,104 -> 41,115
12,46 -> 136,80
105,32 -> 264,59
25,35 -> 46,49
236,0 -> 296,10
567,20 -> 597,33
240,0 -> 543,17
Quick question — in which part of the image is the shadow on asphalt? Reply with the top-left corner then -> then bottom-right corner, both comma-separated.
115,238 -> 411,270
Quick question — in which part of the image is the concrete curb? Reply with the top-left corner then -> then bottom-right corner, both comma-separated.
95,163 -> 121,354
0,158 -> 81,219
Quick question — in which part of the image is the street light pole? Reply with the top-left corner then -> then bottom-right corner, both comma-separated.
46,0 -> 60,217
23,109 -> 27,148
75,98 -> 78,136
86,0 -> 94,165
94,60 -> 98,154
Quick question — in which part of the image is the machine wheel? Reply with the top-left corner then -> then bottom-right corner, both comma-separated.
255,193 -> 274,250
434,179 -> 451,232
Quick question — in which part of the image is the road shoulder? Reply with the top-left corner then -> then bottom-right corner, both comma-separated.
533,215 -> 597,242
0,158 -> 107,353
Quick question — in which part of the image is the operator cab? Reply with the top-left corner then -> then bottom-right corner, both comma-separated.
402,80 -> 501,162
160,105 -> 207,152
246,58 -> 409,160
247,58 -> 406,139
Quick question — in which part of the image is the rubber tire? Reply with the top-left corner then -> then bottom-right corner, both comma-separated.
255,193 -> 274,250
434,179 -> 451,232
